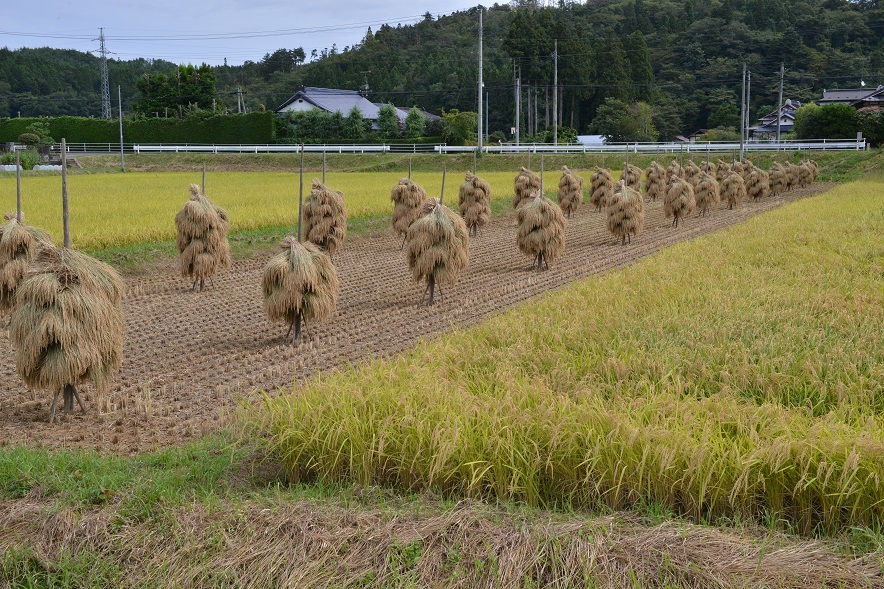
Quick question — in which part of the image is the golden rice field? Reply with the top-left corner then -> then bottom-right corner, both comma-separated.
262,179 -> 884,534
0,170 -> 565,250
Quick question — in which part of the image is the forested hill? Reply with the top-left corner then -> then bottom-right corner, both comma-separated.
2,0 -> 882,139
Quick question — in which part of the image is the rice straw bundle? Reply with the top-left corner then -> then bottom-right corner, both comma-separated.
798,163 -> 813,188
556,166 -> 583,218
746,168 -> 770,201
716,160 -> 731,183
808,159 -> 819,181
769,162 -> 788,196
513,167 -> 541,208
684,160 -> 702,187
607,181 -> 644,245
517,193 -> 566,270
304,179 -> 347,255
589,167 -> 614,212
262,236 -> 338,342
694,172 -> 720,216
664,177 -> 695,228
644,161 -> 667,202
666,160 -> 683,183
721,171 -> 747,210
458,172 -> 491,237
175,184 -> 231,291
0,213 -> 51,313
391,178 -> 428,238
620,163 -> 642,191
784,163 -> 799,190
406,198 -> 469,304
740,160 -> 754,183
9,244 -> 123,420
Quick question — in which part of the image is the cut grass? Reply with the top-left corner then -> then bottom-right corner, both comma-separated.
260,179 -> 884,534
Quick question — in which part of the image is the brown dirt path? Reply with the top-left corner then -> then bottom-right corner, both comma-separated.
0,184 -> 834,453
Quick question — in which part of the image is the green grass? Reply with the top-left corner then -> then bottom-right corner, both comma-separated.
261,178 -> 884,534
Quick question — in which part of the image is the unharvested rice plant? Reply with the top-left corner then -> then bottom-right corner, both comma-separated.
390,178 -> 428,240
458,172 -> 491,237
606,181 -> 644,244
262,236 -> 338,343
589,167 -> 613,212
664,176 -> 695,227
513,167 -> 541,208
746,168 -> 771,201
643,161 -> 666,202
556,166 -> 583,218
720,171 -> 747,210
303,179 -> 347,255
516,192 -> 565,271
175,184 -> 231,291
694,173 -> 720,216
619,163 -> 641,191
0,214 -> 50,313
405,198 -> 469,305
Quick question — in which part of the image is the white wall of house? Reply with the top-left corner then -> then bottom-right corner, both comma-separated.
279,99 -> 318,113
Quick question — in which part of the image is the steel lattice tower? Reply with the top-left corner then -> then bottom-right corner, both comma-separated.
96,28 -> 112,120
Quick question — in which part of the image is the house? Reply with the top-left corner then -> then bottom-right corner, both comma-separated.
275,87 -> 440,124
750,99 -> 801,138
853,86 -> 884,111
817,88 -> 878,106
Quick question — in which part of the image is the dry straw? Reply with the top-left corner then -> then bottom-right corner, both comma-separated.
784,162 -> 799,190
458,172 -> 491,237
607,181 -> 644,245
721,171 -> 747,210
0,213 -> 51,313
9,244 -> 123,420
716,160 -> 731,184
390,178 -> 428,239
740,160 -> 755,183
684,160 -> 702,187
798,162 -> 813,188
666,160 -> 683,182
175,184 -> 231,291
517,193 -> 565,271
746,168 -> 771,201
643,161 -> 666,202
303,179 -> 347,255
406,198 -> 469,304
808,159 -> 819,181
556,166 -> 583,218
620,163 -> 641,191
769,162 -> 788,196
262,236 -> 338,342
664,176 -> 695,228
589,167 -> 614,212
694,172 -> 720,216
513,167 -> 541,208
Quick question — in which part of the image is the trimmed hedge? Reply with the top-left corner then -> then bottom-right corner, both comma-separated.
0,112 -> 273,144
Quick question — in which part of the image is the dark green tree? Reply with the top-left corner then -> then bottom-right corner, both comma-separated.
405,107 -> 426,138
343,106 -> 367,140
377,104 -> 401,139
793,103 -> 858,139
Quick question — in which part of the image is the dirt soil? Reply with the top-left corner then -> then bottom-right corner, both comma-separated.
0,184 -> 833,453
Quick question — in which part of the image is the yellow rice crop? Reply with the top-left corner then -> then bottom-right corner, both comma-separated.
262,180 -> 884,533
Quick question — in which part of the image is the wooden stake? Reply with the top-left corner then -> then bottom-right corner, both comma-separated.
322,151 -> 326,184
61,138 -> 70,248
540,154 -> 544,194
15,150 -> 21,223
202,162 -> 206,194
408,158 -> 412,180
472,150 -> 477,174
297,145 -> 304,243
440,165 -> 446,204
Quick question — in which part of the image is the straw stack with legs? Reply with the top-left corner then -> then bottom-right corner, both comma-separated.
684,160 -> 702,187
769,162 -> 788,197
665,176 -> 695,228
721,171 -> 747,210
620,163 -> 642,192
10,244 -> 123,422
694,172 -> 720,217
458,172 -> 491,237
556,166 -> 583,219
798,162 -> 813,188
303,179 -> 347,256
517,191 -> 566,271
716,160 -> 731,184
513,167 -> 541,208
740,160 -> 755,184
784,162 -> 799,191
808,160 -> 819,181
667,160 -> 683,183
589,167 -> 614,212
644,161 -> 667,202
0,213 -> 51,319
391,178 -> 428,247
746,167 -> 771,201
607,181 -> 644,245
175,184 -> 231,292
406,198 -> 469,305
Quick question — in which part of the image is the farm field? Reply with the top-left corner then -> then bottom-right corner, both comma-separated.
1,177 -> 881,588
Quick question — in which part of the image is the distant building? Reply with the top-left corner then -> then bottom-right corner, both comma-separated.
275,87 -> 440,124
576,134 -> 606,146
750,99 -> 801,138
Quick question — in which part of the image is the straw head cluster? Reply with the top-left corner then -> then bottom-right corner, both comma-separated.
304,180 -> 347,255
798,162 -> 813,188
9,244 -> 123,416
406,198 -> 469,305
739,160 -> 754,184
262,236 -> 338,342
721,171 -> 747,210
664,176 -> 695,228
517,193 -> 565,271
556,166 -> 584,218
513,167 -> 541,208
620,163 -> 642,191
175,184 -> 231,291
607,181 -> 644,245
694,172 -> 720,216
0,214 -> 51,313
644,161 -> 666,202
390,178 -> 428,238
589,167 -> 614,212
458,172 -> 491,237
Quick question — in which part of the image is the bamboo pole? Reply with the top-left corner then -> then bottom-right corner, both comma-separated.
202,163 -> 206,194
440,165 -> 446,204
61,138 -> 70,248
297,145 -> 304,243
15,150 -> 21,223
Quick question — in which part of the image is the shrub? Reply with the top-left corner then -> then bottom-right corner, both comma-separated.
17,133 -> 40,147
793,103 -> 858,140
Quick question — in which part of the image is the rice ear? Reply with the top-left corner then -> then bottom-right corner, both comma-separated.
664,177 -> 696,220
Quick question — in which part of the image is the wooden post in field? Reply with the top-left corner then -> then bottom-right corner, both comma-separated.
322,150 -> 326,184
297,145 -> 304,243
472,150 -> 477,174
201,163 -> 206,194
540,154 -> 544,195
440,165 -> 446,204
15,150 -> 21,223
408,157 -> 412,180
61,138 -> 70,248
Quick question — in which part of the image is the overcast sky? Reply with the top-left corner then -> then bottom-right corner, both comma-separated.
3,0 -> 481,65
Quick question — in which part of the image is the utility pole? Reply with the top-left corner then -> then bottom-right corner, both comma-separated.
118,85 -> 125,172
776,62 -> 784,147
478,8 -> 483,152
739,62 -> 746,160
746,70 -> 752,146
486,91 -> 489,142
553,39 -> 558,148
95,28 -> 112,120
515,65 -> 521,146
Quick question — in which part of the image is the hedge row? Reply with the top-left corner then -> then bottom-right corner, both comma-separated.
0,112 -> 274,144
